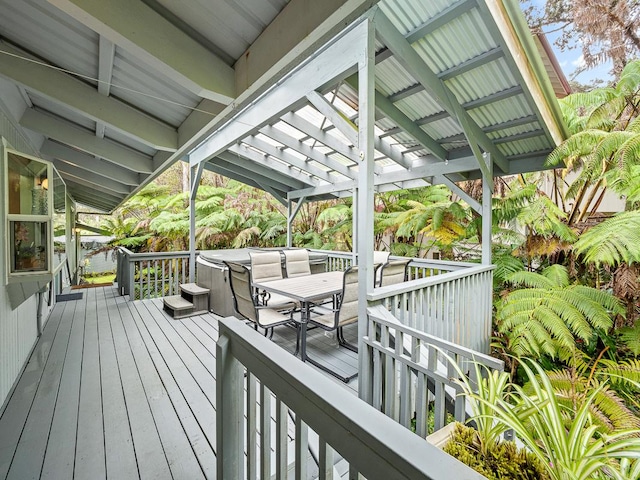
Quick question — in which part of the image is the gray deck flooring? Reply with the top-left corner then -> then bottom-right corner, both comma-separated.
0,285 -> 358,480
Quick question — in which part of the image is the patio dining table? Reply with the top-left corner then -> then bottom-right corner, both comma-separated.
253,270 -> 344,364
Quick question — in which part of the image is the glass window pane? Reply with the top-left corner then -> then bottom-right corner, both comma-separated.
8,152 -> 49,215
10,221 -> 48,273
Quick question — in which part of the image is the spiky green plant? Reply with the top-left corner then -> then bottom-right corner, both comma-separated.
461,359 -> 640,480
573,210 -> 640,266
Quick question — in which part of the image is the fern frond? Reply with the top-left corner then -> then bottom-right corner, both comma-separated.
574,211 -> 640,266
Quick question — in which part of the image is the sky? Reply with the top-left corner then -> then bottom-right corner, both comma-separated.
544,28 -> 614,86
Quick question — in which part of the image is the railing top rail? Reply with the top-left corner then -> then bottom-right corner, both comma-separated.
218,318 -> 484,480
368,263 -> 495,301
117,248 -> 198,260
367,305 -> 504,371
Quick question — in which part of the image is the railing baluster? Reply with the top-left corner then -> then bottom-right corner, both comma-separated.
247,372 -> 257,480
294,414 -> 308,480
260,384 -> 272,479
275,398 -> 287,479
318,439 -> 334,480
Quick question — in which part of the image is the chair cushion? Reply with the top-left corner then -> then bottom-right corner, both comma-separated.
257,307 -> 292,327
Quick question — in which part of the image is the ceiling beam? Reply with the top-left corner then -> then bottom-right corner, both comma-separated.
372,10 -> 509,174
20,109 -> 154,173
280,112 -> 360,164
189,19 -> 368,166
226,143 -> 319,188
306,91 -> 358,147
211,154 -> 299,192
60,174 -> 126,201
202,162 -> 264,192
0,42 -> 177,151
41,140 -> 141,186
47,0 -> 235,104
53,159 -> 133,195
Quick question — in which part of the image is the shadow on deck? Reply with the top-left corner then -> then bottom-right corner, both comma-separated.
0,285 -> 357,480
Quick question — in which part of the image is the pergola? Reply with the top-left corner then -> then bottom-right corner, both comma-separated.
0,0 -> 568,285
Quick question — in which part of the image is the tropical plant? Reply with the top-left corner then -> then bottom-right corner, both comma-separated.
496,264 -> 624,361
461,359 -> 640,480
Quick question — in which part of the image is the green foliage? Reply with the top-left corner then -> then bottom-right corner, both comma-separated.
461,359 -> 640,480
574,210 -> 640,266
497,265 -> 623,358
619,322 -> 640,356
443,423 -> 549,480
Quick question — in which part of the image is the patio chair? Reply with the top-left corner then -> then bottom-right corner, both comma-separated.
225,261 -> 299,350
373,250 -> 390,285
249,250 -> 297,309
306,265 -> 360,382
377,259 -> 410,287
283,248 -> 311,278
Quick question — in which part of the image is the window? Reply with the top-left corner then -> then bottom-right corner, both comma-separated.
4,148 -> 53,280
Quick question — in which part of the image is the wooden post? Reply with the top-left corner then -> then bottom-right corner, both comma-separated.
216,329 -> 245,480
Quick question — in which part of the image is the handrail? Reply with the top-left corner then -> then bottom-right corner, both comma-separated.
217,317 -> 486,479
366,263 -> 495,352
362,305 -> 503,436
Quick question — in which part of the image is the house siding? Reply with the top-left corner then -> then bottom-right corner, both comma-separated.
0,88 -> 49,410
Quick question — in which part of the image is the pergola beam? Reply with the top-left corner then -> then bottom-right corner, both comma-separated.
260,123 -> 356,178
226,144 -> 319,188
216,151 -> 310,191
306,91 -> 359,147
53,159 -> 133,195
189,19 -> 370,166
242,135 -> 338,184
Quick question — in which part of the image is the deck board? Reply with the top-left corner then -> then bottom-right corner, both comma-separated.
0,285 -> 359,480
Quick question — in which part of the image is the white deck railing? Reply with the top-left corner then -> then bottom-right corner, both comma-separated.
217,317 -> 487,480
368,263 -> 494,353
362,305 -> 504,436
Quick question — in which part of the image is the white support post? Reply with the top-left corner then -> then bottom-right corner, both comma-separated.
189,160 -> 204,283
352,188 -> 358,263
287,197 -> 306,247
357,16 -> 376,402
482,153 -> 493,265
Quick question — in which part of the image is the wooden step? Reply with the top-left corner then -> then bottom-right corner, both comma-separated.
163,295 -> 194,319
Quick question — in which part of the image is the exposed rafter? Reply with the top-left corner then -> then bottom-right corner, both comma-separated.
41,140 -> 141,186
47,0 -> 236,104
372,9 -> 509,174
20,109 -> 155,173
53,159 -> 133,195
0,42 -> 177,151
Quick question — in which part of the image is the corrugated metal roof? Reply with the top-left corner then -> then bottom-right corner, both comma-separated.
0,0 -> 568,212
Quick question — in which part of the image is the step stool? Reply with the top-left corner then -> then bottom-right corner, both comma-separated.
163,283 -> 210,319
163,295 -> 195,319
180,283 -> 209,315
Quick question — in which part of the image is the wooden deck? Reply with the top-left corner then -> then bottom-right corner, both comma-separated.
0,285 -> 358,480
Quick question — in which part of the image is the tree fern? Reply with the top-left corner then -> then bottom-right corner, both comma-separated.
497,266 -> 622,358
574,210 -> 640,266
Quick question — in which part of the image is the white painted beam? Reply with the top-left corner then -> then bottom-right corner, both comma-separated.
60,173 -> 127,200
189,19 -> 368,166
47,0 -> 235,104
226,144 -> 319,187
20,109 -> 154,173
216,151 -> 309,191
0,42 -> 177,151
281,112 -> 360,164
40,140 -> 141,186
306,91 -> 359,147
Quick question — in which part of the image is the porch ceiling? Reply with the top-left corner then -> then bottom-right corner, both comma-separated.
0,0 -> 569,212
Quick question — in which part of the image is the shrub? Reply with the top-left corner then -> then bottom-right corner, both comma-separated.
443,423 -> 549,480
